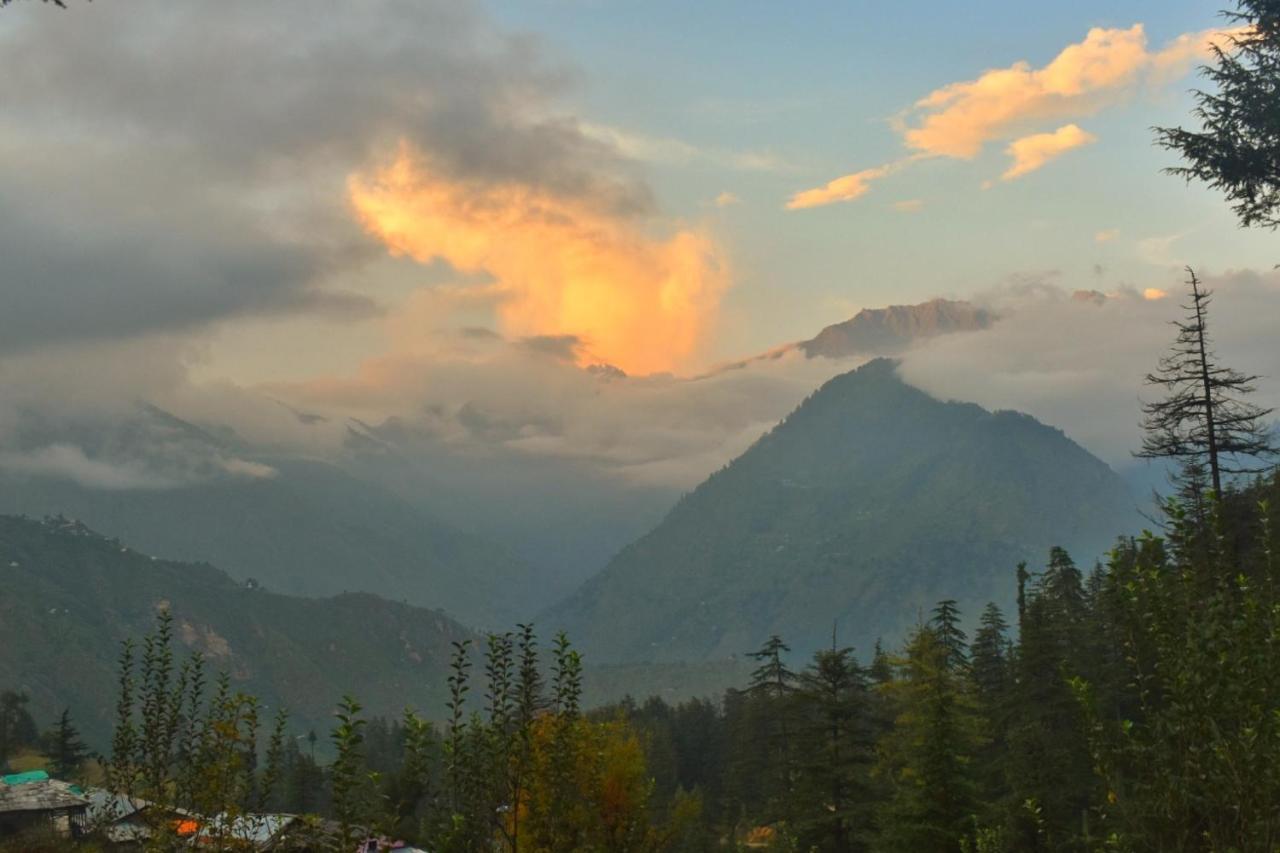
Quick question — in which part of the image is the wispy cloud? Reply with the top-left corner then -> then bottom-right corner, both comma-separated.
715,191 -> 742,208
892,199 -> 925,213
581,122 -> 793,172
1095,228 -> 1120,243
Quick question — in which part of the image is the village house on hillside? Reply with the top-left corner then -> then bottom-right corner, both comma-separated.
0,770 -> 89,840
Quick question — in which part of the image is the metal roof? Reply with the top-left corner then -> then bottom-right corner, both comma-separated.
0,776 -> 90,814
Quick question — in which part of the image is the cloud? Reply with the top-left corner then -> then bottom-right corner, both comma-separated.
902,24 -> 1238,159
0,445 -> 185,491
793,23 -> 1242,208
898,270 -> 1280,466
1143,287 -> 1169,300
1095,228 -> 1120,243
715,191 -> 742,208
0,0 -> 656,356
348,143 -> 730,375
580,123 -> 791,172
892,199 -> 925,213
1001,124 -> 1097,180
786,162 -> 901,210
1136,232 -> 1187,266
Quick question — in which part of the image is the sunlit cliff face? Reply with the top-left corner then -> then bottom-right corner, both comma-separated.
348,142 -> 730,376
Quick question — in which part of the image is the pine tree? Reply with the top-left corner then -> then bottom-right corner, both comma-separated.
1004,550 -> 1096,851
1156,0 -> 1280,229
793,645 -> 873,852
876,615 -> 980,853
1137,267 -> 1275,497
0,690 -> 38,771
746,635 -> 799,821
44,708 -> 88,779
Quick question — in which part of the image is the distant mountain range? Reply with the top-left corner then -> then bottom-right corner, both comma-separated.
0,513 -> 474,746
0,407 -> 539,630
0,514 -> 747,746
544,359 -> 1141,663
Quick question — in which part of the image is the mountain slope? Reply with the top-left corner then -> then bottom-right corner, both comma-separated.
799,298 -> 992,359
545,359 -> 1140,663
0,514 -> 476,747
0,408 -> 539,629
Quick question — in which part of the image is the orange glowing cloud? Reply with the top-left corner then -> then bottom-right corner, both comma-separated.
1143,288 -> 1169,301
348,143 -> 729,376
786,162 -> 899,210
790,23 -> 1245,209
1001,124 -> 1097,181
903,24 -> 1241,159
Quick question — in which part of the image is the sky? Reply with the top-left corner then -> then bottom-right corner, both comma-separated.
1,0 -> 1278,500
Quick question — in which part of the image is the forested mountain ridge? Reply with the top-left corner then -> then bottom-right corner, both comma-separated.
0,513 -> 474,747
546,358 -> 1141,662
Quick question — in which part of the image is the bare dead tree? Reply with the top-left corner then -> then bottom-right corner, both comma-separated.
1137,267 -> 1276,496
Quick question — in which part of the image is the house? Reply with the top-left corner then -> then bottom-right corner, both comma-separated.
84,788 -> 201,846
0,770 -> 90,840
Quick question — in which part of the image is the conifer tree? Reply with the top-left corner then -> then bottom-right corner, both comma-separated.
43,708 -> 88,779
1156,0 -> 1280,229
876,614 -> 980,853
793,645 -> 873,852
1005,550 -> 1096,851
1137,267 -> 1275,497
746,635 -> 799,821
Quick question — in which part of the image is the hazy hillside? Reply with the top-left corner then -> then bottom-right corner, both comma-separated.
546,359 -> 1142,662
0,408 -> 541,629
0,514 -> 478,747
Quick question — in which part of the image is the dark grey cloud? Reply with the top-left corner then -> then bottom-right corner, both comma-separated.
0,0 -> 650,355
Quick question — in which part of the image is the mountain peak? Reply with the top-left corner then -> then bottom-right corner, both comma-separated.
545,364 -> 1137,663
799,298 -> 993,359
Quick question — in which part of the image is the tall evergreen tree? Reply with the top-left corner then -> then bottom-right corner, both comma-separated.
876,618 -> 980,853
1005,551 -> 1097,851
1137,267 -> 1275,496
745,634 -> 799,821
43,708 -> 88,779
793,645 -> 873,852
0,690 -> 38,771
1156,0 -> 1280,229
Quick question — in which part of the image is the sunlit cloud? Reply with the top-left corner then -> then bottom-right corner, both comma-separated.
1143,287 -> 1169,300
349,142 -> 730,375
715,191 -> 742,208
792,23 -> 1244,208
902,24 -> 1239,159
1095,228 -> 1120,243
786,162 -> 901,210
1001,123 -> 1097,181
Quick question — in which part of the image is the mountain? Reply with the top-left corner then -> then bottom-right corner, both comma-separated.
544,359 -> 1141,663
799,298 -> 993,359
0,513 -> 475,747
0,407 -> 540,629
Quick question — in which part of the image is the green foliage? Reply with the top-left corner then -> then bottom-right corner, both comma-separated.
1156,0 -> 1280,229
39,709 -> 88,780
0,690 -> 38,771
